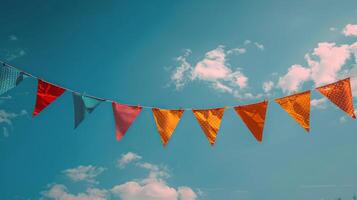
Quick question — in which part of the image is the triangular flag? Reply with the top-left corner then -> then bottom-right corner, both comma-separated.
152,108 -> 184,146
0,65 -> 24,95
275,91 -> 310,132
112,102 -> 142,141
33,80 -> 66,116
316,78 -> 356,119
234,101 -> 268,142
73,93 -> 103,128
192,108 -> 225,145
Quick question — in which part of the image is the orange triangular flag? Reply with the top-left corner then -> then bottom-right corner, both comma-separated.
192,108 -> 225,145
152,108 -> 184,146
316,78 -> 356,119
275,91 -> 310,132
234,101 -> 268,142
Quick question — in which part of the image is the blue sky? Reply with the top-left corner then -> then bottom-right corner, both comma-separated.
1,0 -> 357,199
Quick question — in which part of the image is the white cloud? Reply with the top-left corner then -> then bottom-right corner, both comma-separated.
42,153 -> 198,200
9,35 -> 18,41
342,24 -> 357,36
307,42 -> 351,86
5,49 -> 26,61
311,98 -> 327,109
262,81 -> 274,93
118,152 -> 142,168
212,81 -> 233,93
41,184 -> 108,200
170,49 -> 192,90
170,45 -> 256,99
178,187 -> 197,200
0,109 -> 27,137
329,27 -> 337,31
63,165 -> 106,184
227,48 -> 246,55
244,40 -> 251,45
278,40 -> 357,94
112,161 -> 196,200
278,64 -> 311,93
254,42 -> 264,50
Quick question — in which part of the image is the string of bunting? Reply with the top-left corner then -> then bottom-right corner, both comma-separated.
0,60 -> 355,146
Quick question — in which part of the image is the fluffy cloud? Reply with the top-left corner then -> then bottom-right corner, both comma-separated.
112,161 -> 196,200
0,109 -> 27,126
254,42 -> 264,50
170,45 -> 255,99
307,42 -> 351,86
278,40 -> 356,94
0,109 -> 27,137
342,24 -> 357,37
227,48 -> 246,55
63,165 -> 106,184
278,64 -> 310,93
262,81 -> 274,93
42,153 -> 198,200
41,184 -> 108,200
170,49 -> 192,90
311,98 -> 327,109
117,152 -> 142,168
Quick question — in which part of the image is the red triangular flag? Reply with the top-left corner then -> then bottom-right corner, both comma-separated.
112,102 -> 142,141
316,78 -> 356,119
234,101 -> 268,142
33,80 -> 66,116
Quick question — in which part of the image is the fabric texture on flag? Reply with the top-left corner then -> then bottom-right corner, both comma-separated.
152,108 -> 184,146
112,102 -> 142,141
316,78 -> 356,119
33,80 -> 66,116
73,93 -> 103,128
275,91 -> 311,131
234,101 -> 268,142
192,108 -> 225,145
0,65 -> 24,95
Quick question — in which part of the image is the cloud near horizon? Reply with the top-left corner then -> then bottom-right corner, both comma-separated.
41,152 -> 198,200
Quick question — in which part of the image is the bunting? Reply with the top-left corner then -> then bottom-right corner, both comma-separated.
193,108 -> 225,145
112,102 -> 142,141
152,108 -> 184,146
73,93 -> 103,128
0,65 -> 24,95
234,101 -> 268,142
33,80 -> 66,116
316,78 -> 356,119
0,61 -> 355,147
275,91 -> 311,132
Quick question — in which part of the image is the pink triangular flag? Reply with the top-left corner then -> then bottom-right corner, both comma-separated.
112,102 -> 142,141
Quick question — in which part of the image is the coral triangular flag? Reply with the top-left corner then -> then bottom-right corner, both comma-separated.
234,101 -> 268,142
275,91 -> 310,132
316,78 -> 356,119
73,93 -> 103,128
152,108 -> 184,146
112,102 -> 142,141
0,65 -> 24,95
33,80 -> 66,116
192,108 -> 225,145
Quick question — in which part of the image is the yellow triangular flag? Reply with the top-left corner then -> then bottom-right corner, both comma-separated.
275,91 -> 311,132
152,108 -> 184,146
316,78 -> 356,119
192,108 -> 225,145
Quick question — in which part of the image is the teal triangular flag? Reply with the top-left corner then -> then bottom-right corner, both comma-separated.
73,93 -> 103,128
0,65 -> 24,95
